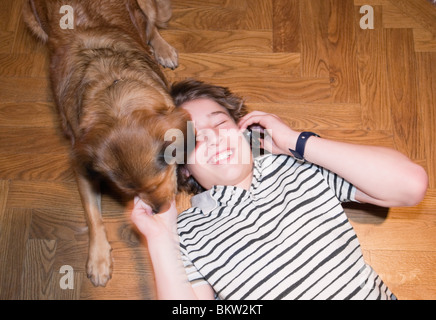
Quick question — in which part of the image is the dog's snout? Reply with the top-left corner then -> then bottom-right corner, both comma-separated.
155,200 -> 172,214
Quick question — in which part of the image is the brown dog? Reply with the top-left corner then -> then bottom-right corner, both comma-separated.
23,0 -> 189,286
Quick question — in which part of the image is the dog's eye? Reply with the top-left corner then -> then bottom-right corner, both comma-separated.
147,185 -> 157,193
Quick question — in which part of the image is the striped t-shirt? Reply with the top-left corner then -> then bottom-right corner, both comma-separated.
177,154 -> 395,300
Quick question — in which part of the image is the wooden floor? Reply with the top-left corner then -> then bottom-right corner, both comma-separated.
1,0 -> 435,300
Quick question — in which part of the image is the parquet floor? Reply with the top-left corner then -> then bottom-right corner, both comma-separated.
0,0 -> 435,300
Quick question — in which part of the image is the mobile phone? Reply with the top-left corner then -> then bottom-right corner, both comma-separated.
242,125 -> 269,157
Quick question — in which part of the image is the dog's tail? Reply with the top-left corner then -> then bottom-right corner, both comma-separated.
22,0 -> 49,43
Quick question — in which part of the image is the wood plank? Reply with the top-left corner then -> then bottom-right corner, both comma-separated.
0,180 -> 8,221
351,216 -> 436,252
382,2 -> 422,29
0,127 -> 69,154
388,0 -> 436,37
170,0 -> 272,31
415,53 -> 436,188
161,30 -> 272,54
7,180 -> 128,213
79,269 -> 155,300
52,240 -> 88,272
0,102 -> 58,128
167,77 -> 332,104
246,102 -> 363,131
354,0 -> 389,5
30,208 -> 88,242
164,53 -> 300,79
328,0 -> 360,103
413,28 -> 436,52
0,0 -> 21,32
385,28 -> 422,160
312,129 -> 394,148
0,153 -> 75,182
0,153 -> 74,181
7,181 -> 82,210
272,0 -> 300,53
367,250 -> 436,299
0,208 -> 32,299
355,6 -> 392,131
20,239 -> 57,299
0,31 -> 14,54
300,0 -> 330,78
0,53 -> 49,78
0,77 -> 51,103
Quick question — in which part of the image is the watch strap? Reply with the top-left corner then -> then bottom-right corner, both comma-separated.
289,132 -> 320,160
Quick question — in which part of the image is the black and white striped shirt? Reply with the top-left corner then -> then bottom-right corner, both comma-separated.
178,154 -> 395,300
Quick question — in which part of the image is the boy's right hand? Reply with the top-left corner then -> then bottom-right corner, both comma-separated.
131,197 -> 178,241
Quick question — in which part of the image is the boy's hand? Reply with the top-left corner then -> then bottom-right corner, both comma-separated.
238,111 -> 300,155
131,197 -> 178,241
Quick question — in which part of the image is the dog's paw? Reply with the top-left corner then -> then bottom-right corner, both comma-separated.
153,41 -> 179,69
86,241 -> 113,287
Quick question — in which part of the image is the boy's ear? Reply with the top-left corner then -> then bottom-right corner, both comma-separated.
180,166 -> 191,178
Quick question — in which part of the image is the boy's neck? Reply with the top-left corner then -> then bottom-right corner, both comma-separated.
234,171 -> 254,191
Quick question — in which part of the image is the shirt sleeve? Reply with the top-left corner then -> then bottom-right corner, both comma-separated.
179,240 -> 209,288
315,165 -> 357,203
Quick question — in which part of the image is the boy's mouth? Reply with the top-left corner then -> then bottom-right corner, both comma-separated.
209,149 -> 234,164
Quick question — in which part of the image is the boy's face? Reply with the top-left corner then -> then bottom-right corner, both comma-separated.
181,99 -> 253,190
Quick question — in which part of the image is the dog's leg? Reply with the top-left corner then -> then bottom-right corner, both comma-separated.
75,170 -> 113,287
22,0 -> 48,42
154,0 -> 172,28
149,28 -> 178,69
136,0 -> 178,69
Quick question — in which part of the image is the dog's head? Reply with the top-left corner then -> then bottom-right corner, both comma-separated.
75,88 -> 190,213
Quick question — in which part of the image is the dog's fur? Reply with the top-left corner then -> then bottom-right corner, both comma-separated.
23,0 -> 189,286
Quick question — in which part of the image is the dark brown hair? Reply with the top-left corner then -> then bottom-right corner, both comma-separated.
170,79 -> 248,195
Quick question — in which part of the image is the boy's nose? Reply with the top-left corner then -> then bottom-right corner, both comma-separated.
206,129 -> 223,147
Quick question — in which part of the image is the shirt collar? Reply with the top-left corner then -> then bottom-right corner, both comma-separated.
190,188 -> 219,214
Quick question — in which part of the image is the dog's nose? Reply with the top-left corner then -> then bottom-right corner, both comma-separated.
153,200 -> 172,214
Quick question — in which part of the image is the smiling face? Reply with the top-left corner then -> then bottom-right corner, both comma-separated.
181,98 -> 253,190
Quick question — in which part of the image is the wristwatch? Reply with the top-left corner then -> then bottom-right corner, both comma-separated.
289,131 -> 320,161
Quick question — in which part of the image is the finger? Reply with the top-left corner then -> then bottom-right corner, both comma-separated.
238,111 -> 266,126
132,198 -> 153,221
238,114 -> 266,131
134,196 -> 141,205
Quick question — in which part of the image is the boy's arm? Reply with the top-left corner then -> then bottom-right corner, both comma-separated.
303,137 -> 427,207
239,111 -> 428,208
131,198 -> 215,300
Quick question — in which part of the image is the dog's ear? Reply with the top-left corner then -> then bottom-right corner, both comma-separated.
125,0 -> 152,46
22,0 -> 49,42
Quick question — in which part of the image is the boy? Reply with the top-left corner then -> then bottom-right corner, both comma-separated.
131,80 -> 428,300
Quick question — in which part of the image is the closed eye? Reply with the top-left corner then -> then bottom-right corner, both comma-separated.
215,120 -> 228,127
